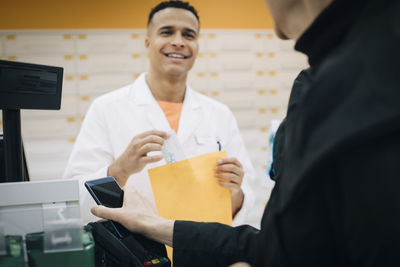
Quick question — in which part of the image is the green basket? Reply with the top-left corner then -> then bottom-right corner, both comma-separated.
26,228 -> 95,267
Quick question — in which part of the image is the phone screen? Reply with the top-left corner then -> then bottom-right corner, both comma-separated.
85,177 -> 126,238
88,179 -> 123,208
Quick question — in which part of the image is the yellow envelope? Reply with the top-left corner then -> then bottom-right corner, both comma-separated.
148,151 -> 232,225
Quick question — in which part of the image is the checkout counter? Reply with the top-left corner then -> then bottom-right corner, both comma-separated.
0,180 -> 170,267
0,180 -> 95,267
0,60 -> 95,266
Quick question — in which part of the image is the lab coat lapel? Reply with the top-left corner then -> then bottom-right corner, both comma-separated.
131,73 -> 171,131
177,86 -> 202,144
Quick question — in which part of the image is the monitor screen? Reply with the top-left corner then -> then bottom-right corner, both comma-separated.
0,60 -> 63,110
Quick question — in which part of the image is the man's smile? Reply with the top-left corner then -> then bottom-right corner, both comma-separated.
162,52 -> 190,59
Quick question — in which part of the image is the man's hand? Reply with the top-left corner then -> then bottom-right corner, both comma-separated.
214,157 -> 244,217
91,184 -> 174,246
108,130 -> 168,187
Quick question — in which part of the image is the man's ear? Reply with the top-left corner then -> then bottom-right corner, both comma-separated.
145,36 -> 150,48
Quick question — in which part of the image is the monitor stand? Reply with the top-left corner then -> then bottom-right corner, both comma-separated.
1,109 -> 28,182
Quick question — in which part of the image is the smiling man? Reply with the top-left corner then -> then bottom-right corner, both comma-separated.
63,0 -> 257,229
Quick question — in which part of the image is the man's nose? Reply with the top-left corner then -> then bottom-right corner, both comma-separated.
171,33 -> 184,47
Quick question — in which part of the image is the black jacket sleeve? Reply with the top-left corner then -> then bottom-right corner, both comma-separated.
173,222 -> 260,267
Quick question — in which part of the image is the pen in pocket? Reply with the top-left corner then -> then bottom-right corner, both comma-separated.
217,140 -> 222,151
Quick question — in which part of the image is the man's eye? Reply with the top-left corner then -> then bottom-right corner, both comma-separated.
184,33 -> 195,39
161,31 -> 172,35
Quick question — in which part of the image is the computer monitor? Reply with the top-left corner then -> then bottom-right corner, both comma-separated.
0,60 -> 63,110
0,60 -> 63,182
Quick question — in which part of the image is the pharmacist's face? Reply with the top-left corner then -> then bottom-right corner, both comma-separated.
146,8 -> 199,78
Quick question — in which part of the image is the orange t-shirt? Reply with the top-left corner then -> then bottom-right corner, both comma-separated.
157,101 -> 183,133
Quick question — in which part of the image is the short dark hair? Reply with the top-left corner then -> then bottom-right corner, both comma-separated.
147,0 -> 200,26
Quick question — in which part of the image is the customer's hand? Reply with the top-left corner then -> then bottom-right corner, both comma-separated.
91,184 -> 174,246
108,130 -> 168,187
214,157 -> 244,217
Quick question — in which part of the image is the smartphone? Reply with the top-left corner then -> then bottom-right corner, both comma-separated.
85,177 -> 127,238
85,177 -> 171,265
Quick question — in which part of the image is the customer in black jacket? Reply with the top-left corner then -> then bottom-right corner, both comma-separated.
91,0 -> 400,266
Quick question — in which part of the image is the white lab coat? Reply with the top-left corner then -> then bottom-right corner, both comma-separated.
63,73 -> 256,227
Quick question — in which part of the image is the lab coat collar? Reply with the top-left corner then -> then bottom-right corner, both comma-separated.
129,72 -> 202,143
129,73 -> 200,109
177,80 -> 202,143
129,73 -> 155,106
